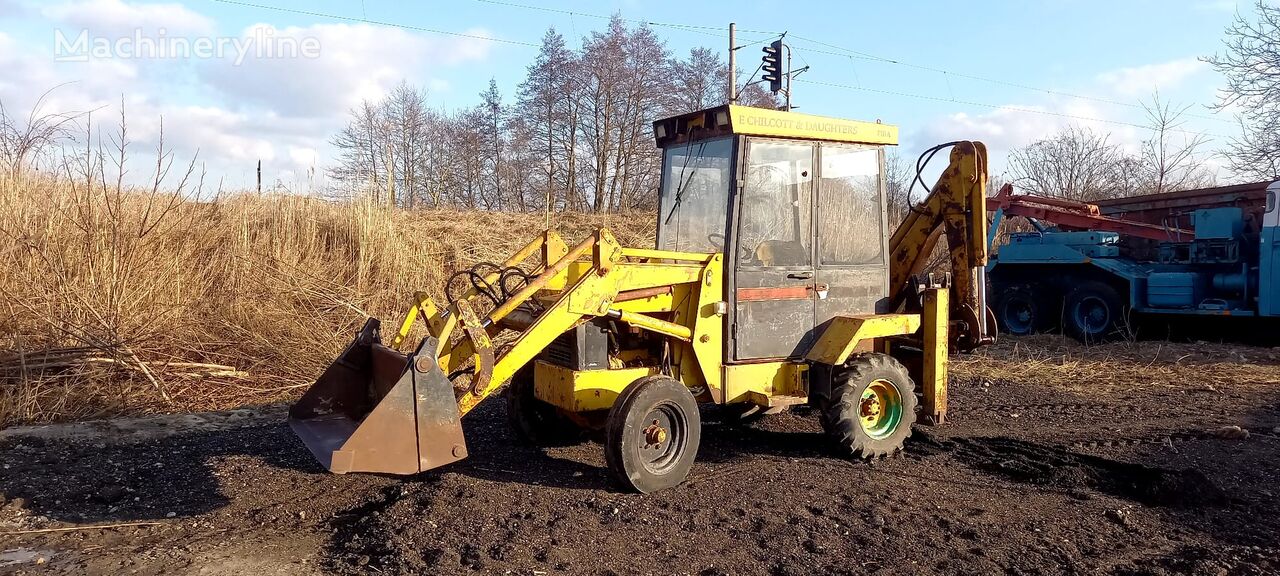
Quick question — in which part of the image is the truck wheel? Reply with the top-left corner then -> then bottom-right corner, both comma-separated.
506,366 -> 581,446
1063,281 -> 1124,343
604,376 -> 701,493
995,283 -> 1045,335
818,354 -> 917,459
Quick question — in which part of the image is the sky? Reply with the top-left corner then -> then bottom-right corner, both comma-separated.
0,0 -> 1257,192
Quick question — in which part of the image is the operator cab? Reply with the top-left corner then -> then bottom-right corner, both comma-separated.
653,105 -> 899,360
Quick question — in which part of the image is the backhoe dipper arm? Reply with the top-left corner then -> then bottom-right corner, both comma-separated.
887,141 -> 993,351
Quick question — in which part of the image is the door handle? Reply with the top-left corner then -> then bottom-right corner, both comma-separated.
786,271 -> 814,280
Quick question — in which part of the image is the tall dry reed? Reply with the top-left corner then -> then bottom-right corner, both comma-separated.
0,168 -> 654,426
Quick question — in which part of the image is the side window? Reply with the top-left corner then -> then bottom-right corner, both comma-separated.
819,145 -> 884,266
738,141 -> 813,267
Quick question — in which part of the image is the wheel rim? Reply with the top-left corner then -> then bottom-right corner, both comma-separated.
638,402 -> 686,475
1002,297 -> 1036,334
858,379 -> 903,439
1073,295 -> 1111,335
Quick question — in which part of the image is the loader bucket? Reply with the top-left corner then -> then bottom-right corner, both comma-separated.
288,318 -> 468,474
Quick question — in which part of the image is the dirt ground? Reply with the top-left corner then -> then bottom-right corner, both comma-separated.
2,335 -> 1279,576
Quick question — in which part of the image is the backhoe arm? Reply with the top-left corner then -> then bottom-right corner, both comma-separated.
887,141 -> 993,351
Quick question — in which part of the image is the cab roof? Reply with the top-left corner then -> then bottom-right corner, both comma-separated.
652,104 -> 898,148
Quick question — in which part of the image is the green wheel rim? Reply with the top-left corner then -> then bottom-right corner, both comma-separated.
859,379 -> 903,439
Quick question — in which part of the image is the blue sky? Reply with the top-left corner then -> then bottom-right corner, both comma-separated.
0,0 -> 1254,190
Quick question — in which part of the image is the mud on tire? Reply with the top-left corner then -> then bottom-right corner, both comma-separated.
818,353 -> 918,459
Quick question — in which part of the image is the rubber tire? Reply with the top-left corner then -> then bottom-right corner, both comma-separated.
994,283 -> 1046,336
505,366 -> 581,446
1062,280 -> 1124,344
604,376 -> 701,493
818,353 -> 918,459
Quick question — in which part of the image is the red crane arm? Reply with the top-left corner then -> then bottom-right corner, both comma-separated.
986,184 -> 1192,242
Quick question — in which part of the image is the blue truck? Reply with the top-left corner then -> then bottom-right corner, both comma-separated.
986,180 -> 1280,342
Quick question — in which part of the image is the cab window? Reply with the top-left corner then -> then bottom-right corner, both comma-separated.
738,140 -> 813,267
657,137 -> 734,253
818,145 -> 884,266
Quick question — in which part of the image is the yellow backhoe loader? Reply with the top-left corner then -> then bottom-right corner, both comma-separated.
289,105 -> 993,493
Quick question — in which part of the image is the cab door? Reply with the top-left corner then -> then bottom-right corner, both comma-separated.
1261,183 -> 1280,316
730,139 -> 817,360
814,144 -> 890,326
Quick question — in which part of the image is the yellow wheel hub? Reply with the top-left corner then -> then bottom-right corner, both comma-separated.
858,379 -> 903,439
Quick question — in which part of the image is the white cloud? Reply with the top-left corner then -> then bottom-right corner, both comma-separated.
910,98 -> 1147,180
1,2 -> 498,189
1095,58 -> 1207,97
43,0 -> 214,37
0,0 -> 28,18
200,22 -> 493,118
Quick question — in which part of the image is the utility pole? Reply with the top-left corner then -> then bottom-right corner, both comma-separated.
784,44 -> 792,112
727,23 -> 737,104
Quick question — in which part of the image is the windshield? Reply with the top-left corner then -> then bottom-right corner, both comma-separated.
657,137 -> 733,253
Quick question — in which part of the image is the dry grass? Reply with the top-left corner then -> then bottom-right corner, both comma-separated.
952,334 -> 1280,394
0,169 -> 653,427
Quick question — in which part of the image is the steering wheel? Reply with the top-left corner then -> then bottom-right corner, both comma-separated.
707,233 -> 725,250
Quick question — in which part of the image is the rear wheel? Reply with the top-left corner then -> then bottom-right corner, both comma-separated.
604,376 -> 701,493
1063,281 -> 1124,343
506,366 -> 581,446
818,354 -> 917,459
995,283 -> 1047,335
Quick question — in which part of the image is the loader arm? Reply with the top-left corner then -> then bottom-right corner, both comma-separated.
887,141 -> 994,351
288,227 -> 722,475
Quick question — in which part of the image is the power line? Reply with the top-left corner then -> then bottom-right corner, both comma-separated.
470,0 -> 780,39
793,77 -> 1228,140
211,0 -> 539,46
786,33 -> 1233,125
466,0 -> 1230,127
217,0 -> 1230,133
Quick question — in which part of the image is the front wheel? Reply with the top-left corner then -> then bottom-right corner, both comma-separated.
818,353 -> 918,459
604,376 -> 701,493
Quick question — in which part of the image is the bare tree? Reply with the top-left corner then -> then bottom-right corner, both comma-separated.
1007,125 -> 1132,201
1205,0 -> 1280,180
383,82 -> 430,207
326,20 -> 790,212
578,16 -> 670,212
1138,92 -> 1214,194
329,99 -> 387,200
479,78 -> 506,208
0,87 -> 85,175
884,149 -> 912,226
737,82 -> 782,110
517,28 -> 578,211
669,47 -> 727,112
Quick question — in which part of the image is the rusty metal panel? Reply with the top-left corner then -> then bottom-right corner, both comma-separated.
736,285 -> 812,302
